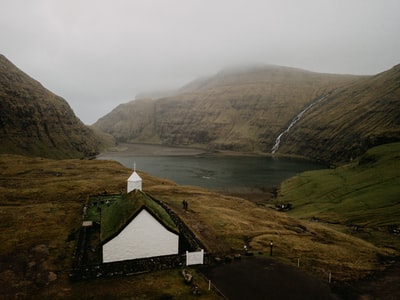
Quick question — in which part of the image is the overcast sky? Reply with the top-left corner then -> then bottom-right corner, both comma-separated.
1,0 -> 400,124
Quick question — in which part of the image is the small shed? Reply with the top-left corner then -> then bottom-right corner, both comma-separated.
127,170 -> 142,192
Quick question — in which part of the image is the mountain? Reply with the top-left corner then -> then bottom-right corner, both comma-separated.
94,65 -> 361,154
0,54 -> 99,159
277,64 -> 400,163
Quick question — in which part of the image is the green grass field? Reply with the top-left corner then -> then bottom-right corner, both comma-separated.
276,142 -> 400,249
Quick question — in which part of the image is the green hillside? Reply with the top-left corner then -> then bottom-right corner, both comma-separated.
276,142 -> 400,248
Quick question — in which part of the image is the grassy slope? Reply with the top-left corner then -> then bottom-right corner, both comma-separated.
279,64 -> 400,163
0,154 -> 397,299
276,142 -> 400,249
94,66 -> 360,152
0,55 -> 99,159
0,155 -> 218,299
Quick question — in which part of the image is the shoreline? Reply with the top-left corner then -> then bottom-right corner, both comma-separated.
97,143 -> 282,203
97,143 -> 316,162
97,143 -> 208,157
96,143 -> 325,203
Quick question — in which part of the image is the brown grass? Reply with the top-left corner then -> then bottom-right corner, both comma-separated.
0,154 -> 397,299
147,184 -> 395,281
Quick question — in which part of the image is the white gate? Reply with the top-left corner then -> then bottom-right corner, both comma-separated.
186,249 -> 204,266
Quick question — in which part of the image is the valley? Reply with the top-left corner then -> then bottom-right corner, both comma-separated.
94,66 -> 365,161
0,142 -> 399,298
93,64 -> 400,165
0,53 -> 399,299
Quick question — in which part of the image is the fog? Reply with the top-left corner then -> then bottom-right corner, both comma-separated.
1,0 -> 399,124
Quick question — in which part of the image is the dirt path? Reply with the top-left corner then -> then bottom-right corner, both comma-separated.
200,256 -> 337,300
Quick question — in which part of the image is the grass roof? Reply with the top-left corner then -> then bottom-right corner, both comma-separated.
86,194 -> 123,222
99,190 -> 178,242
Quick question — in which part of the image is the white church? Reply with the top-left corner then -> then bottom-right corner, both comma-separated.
81,165 -> 205,269
100,168 -> 179,263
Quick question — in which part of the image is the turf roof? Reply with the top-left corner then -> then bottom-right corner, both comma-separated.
99,190 -> 178,242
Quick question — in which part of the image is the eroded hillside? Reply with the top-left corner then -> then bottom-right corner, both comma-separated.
0,54 -> 99,159
278,64 -> 400,163
94,66 -> 360,153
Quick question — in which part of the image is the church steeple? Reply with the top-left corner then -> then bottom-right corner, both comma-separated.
127,162 -> 142,193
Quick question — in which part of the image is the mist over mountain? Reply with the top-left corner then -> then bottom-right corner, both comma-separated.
0,54 -> 99,159
94,65 -> 369,162
2,51 -> 397,164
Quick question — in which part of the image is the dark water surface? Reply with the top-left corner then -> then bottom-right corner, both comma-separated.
98,154 -> 325,191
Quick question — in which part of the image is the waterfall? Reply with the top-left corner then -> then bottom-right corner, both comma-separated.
271,94 -> 328,154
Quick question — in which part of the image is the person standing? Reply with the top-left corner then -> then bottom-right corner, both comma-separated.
182,200 -> 188,210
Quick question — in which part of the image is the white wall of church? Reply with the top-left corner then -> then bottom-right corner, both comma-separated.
103,209 -> 179,263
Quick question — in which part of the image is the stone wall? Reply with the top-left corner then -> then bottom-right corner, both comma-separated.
71,192 -> 208,281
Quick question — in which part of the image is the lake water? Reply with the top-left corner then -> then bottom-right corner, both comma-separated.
98,154 -> 325,192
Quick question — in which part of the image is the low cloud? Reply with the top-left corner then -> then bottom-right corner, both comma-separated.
1,0 -> 399,124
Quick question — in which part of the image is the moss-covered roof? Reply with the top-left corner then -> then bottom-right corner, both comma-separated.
98,190 -> 178,242
86,194 -> 122,222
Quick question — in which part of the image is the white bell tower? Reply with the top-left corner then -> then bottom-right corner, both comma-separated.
127,161 -> 142,192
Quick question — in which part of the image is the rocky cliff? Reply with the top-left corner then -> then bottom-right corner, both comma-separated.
94,65 -> 361,153
0,54 -> 99,159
